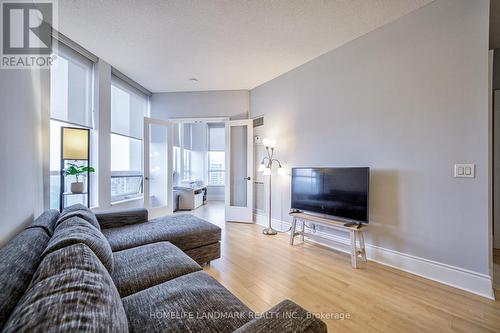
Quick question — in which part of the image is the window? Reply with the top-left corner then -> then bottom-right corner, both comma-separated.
208,124 -> 225,185
110,74 -> 149,202
50,43 -> 94,209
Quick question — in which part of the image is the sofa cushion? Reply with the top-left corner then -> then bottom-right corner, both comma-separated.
102,214 -> 221,252
57,203 -> 100,230
25,209 -> 60,236
112,241 -> 202,297
96,208 -> 148,229
0,228 -> 50,331
123,270 -> 252,333
2,243 -> 128,333
43,216 -> 114,273
184,242 -> 221,264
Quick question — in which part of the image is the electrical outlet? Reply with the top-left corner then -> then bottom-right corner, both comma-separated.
454,164 -> 475,178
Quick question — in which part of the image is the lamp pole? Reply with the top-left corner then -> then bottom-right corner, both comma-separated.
259,139 -> 285,235
265,167 -> 275,235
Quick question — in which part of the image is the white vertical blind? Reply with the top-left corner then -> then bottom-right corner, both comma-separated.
111,75 -> 149,140
50,42 -> 94,127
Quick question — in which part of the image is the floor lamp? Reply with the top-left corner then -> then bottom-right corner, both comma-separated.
258,138 -> 286,235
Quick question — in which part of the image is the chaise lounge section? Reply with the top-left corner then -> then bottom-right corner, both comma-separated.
0,204 -> 327,332
98,209 -> 221,264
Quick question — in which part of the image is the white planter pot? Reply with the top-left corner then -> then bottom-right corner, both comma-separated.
71,182 -> 84,194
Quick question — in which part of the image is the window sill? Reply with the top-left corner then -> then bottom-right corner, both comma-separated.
207,184 -> 225,187
111,196 -> 143,206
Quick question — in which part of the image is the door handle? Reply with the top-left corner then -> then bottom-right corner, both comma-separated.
145,177 -> 149,180
244,177 -> 251,181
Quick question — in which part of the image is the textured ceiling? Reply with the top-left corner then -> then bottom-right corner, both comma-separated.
58,0 -> 433,92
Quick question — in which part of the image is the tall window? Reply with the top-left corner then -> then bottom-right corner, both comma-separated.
110,75 -> 149,202
50,43 -> 94,209
208,124 -> 225,185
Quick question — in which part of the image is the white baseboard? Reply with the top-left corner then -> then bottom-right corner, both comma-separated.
254,214 -> 495,300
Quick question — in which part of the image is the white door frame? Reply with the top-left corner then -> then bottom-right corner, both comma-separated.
143,117 -> 174,218
225,119 -> 254,223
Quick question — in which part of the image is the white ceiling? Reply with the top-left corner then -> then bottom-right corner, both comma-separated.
58,0 -> 432,93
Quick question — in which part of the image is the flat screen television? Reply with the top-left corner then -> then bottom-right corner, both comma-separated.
291,167 -> 369,224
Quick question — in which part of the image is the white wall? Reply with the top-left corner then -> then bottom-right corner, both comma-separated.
0,69 -> 48,246
250,0 -> 490,275
151,90 -> 249,120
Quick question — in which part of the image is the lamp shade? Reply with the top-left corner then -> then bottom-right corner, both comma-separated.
262,138 -> 276,148
62,127 -> 89,160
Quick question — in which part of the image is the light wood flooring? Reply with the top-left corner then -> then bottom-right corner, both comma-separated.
188,201 -> 500,333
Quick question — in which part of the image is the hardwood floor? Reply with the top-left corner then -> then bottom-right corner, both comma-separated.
192,202 -> 500,332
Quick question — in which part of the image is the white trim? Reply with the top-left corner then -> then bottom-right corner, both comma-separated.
52,29 -> 99,63
169,117 -> 230,124
110,196 -> 143,206
254,213 -> 495,300
111,67 -> 152,96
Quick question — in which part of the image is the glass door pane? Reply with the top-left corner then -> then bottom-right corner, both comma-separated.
230,125 -> 248,207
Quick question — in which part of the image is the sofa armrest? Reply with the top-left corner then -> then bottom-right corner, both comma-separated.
234,300 -> 327,333
95,208 -> 148,229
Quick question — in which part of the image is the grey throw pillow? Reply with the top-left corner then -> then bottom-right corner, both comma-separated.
25,209 -> 60,236
2,243 -> 128,333
44,216 -> 114,273
57,204 -> 101,230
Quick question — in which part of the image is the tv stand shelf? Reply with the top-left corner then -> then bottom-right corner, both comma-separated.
289,212 -> 367,268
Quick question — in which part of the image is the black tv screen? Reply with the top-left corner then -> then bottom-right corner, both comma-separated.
291,167 -> 369,223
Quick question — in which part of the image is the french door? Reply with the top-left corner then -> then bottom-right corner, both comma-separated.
143,117 -> 174,218
225,120 -> 254,222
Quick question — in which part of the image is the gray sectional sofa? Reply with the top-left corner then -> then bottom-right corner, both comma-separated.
0,204 -> 327,333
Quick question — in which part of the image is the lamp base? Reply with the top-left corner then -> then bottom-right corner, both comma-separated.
262,227 -> 278,235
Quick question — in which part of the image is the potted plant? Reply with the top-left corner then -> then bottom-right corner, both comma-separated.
64,163 -> 95,194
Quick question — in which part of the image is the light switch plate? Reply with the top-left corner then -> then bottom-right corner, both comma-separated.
454,164 -> 475,178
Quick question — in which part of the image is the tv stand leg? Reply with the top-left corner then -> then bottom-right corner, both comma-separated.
359,230 -> 367,262
300,220 -> 305,241
289,217 -> 297,245
350,231 -> 357,268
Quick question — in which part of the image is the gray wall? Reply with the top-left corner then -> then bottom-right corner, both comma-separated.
0,69 -> 48,246
151,90 -> 249,120
250,0 -> 490,274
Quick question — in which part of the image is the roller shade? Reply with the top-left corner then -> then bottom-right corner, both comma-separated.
111,75 -> 149,140
50,42 -> 94,128
208,123 -> 225,151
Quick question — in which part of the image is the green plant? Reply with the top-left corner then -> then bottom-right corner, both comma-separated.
64,163 -> 95,183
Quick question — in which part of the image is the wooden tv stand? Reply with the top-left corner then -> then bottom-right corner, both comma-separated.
289,212 -> 367,268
